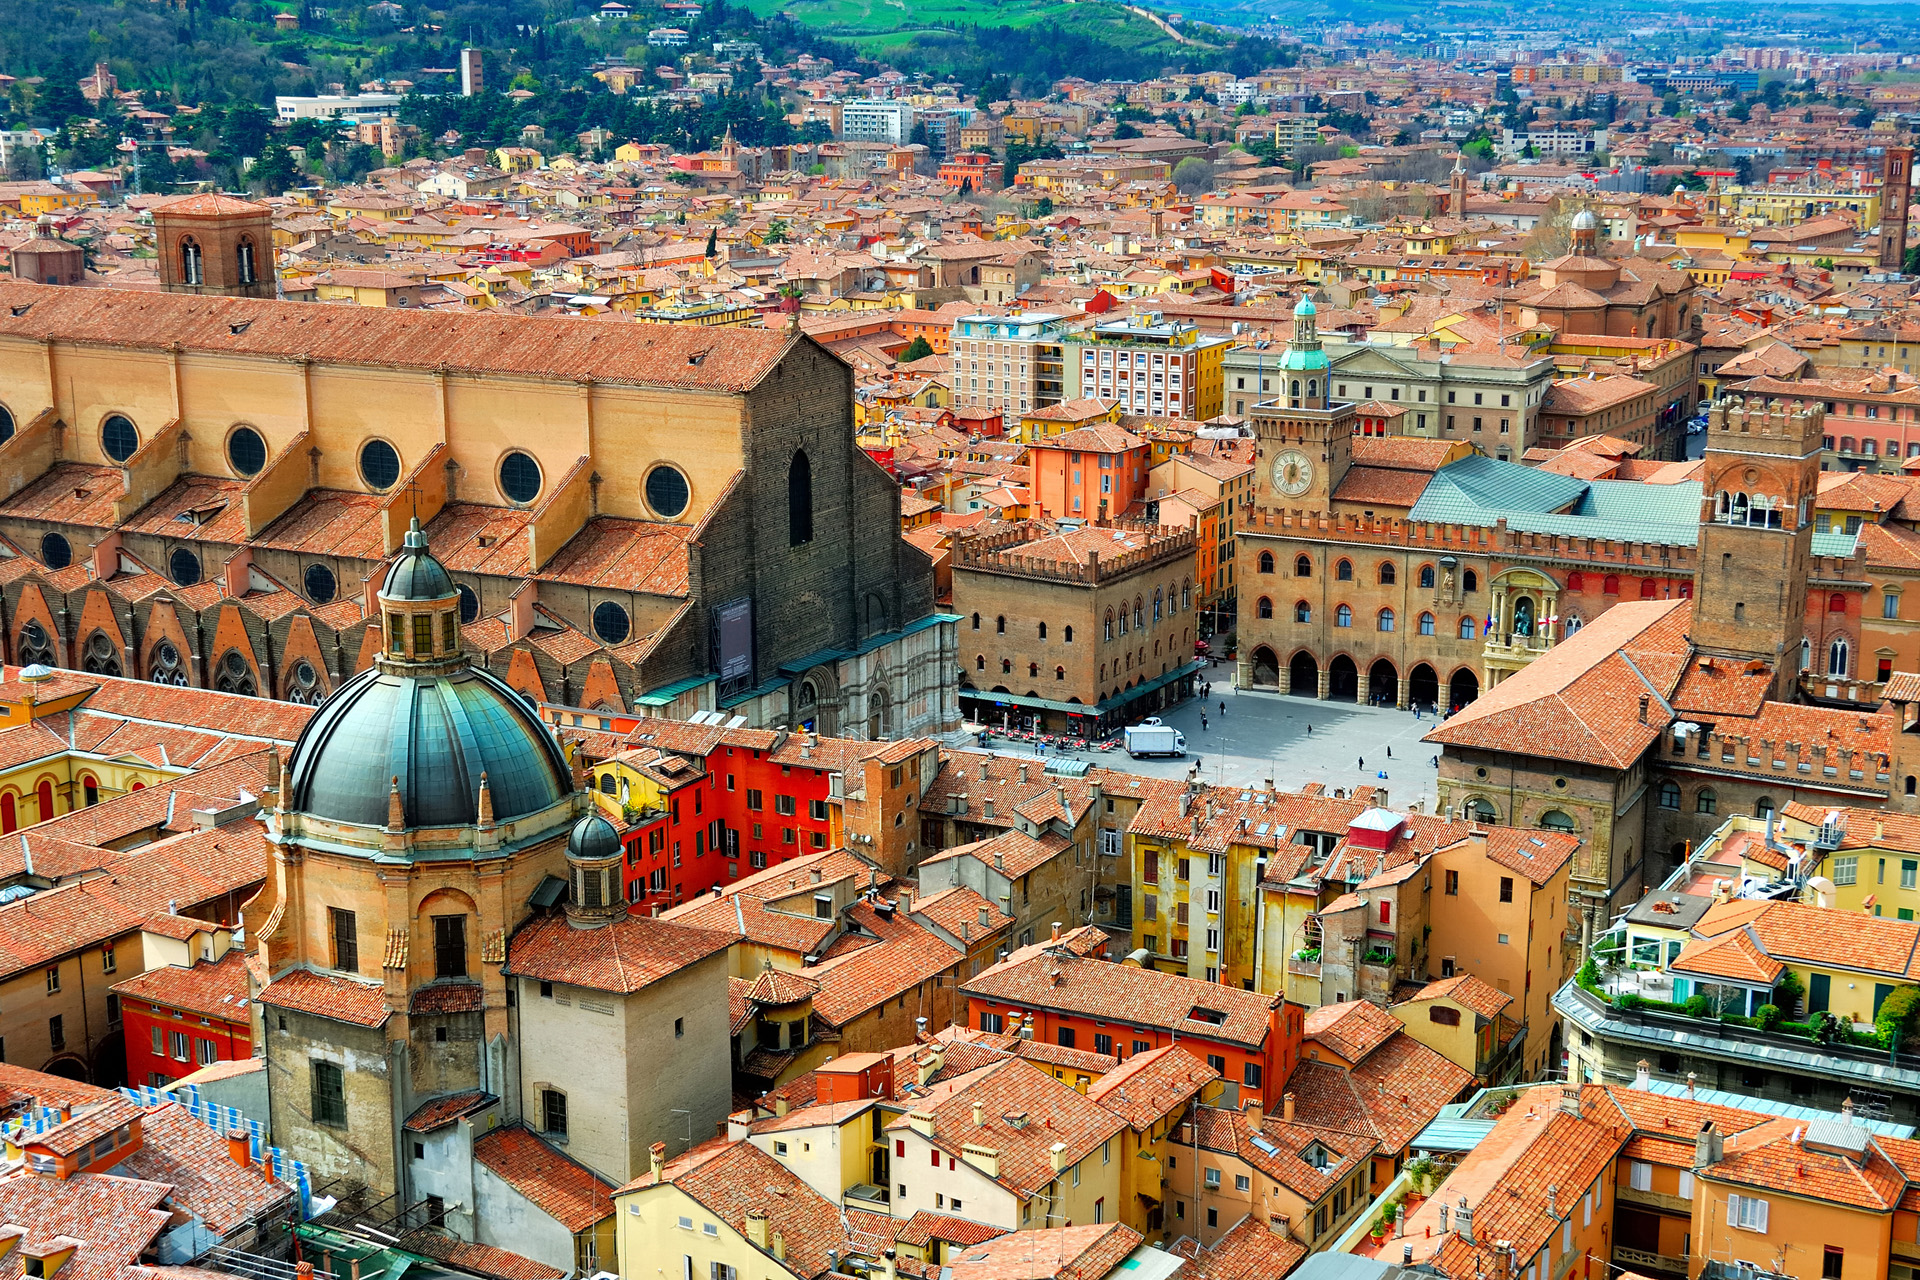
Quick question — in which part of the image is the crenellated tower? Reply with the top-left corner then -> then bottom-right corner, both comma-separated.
1690,395 -> 1825,698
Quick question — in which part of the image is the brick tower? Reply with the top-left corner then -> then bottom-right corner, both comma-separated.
1881,146 -> 1913,274
1690,395 -> 1824,698
152,193 -> 276,299
1449,154 -> 1469,218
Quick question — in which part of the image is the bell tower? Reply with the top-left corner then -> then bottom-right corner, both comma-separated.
152,192 -> 276,299
1252,296 -> 1355,511
1690,395 -> 1824,698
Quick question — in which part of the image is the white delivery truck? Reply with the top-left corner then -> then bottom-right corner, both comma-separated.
1124,718 -> 1186,758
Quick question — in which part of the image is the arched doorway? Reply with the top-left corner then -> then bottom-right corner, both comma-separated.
1449,668 -> 1480,711
1367,659 -> 1397,707
1409,663 -> 1439,710
1328,655 -> 1358,702
1251,646 -> 1279,687
1288,651 -> 1318,698
40,1055 -> 88,1082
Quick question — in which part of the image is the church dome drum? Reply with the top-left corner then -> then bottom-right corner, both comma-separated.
285,665 -> 571,829
282,518 -> 573,832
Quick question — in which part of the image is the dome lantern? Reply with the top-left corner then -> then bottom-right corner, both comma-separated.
377,518 -> 463,670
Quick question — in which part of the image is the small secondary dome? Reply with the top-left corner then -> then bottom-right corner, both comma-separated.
1293,296 -> 1317,318
1570,209 -> 1598,231
568,814 -> 622,861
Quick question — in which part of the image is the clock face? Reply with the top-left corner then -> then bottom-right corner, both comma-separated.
1273,449 -> 1314,498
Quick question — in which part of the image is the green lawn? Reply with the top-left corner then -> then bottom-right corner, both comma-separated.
746,0 -> 1185,47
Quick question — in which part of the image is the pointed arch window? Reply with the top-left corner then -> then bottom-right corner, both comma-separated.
788,450 -> 814,546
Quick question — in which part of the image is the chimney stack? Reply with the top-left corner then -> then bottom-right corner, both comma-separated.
1693,1120 -> 1722,1169
745,1210 -> 771,1250
650,1142 -> 667,1182
1282,1091 -> 1296,1124
226,1127 -> 251,1169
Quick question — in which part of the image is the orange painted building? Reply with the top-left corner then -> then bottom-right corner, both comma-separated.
1027,424 -> 1150,521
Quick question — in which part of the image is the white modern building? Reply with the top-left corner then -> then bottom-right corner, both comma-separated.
274,93 -> 406,121
839,99 -> 916,146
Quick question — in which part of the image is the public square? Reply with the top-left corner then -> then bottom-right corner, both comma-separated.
967,665 -> 1447,815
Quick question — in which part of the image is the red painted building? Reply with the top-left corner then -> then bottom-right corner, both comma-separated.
111,948 -> 252,1088
958,928 -> 1304,1107
596,727 -> 847,914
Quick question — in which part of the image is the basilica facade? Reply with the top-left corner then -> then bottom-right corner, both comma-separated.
0,264 -> 957,740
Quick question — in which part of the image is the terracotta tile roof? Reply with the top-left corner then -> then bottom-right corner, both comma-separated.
109,950 -> 251,1024
1192,1105 -> 1371,1200
1424,599 -> 1692,769
910,886 -> 1013,943
506,911 -> 736,994
404,1090 -> 496,1133
0,281 -> 802,393
118,1101 -> 297,1234
727,976 -> 754,1034
0,1172 -> 174,1280
1303,999 -> 1401,1064
255,968 -> 391,1027
743,964 -> 822,1007
0,462 -> 127,527
1084,1045 -> 1216,1130
140,913 -> 222,941
1184,1214 -> 1308,1280
886,1059 -> 1127,1198
642,1139 -> 850,1277
29,1097 -> 145,1158
1287,1031 -> 1472,1156
894,1209 -> 1007,1248
472,1125 -> 617,1233
399,1231 -> 566,1280
1472,827 -> 1581,887
1698,898 -> 1920,979
1704,1122 -> 1908,1211
1669,654 -> 1774,718
1670,927 -> 1784,984
1423,1104 -> 1623,1277
945,1223 -> 1144,1280
922,828 -> 1072,880
660,849 -> 883,956
1403,973 -> 1512,1020
1036,425 -> 1144,454
961,942 -> 1281,1052
807,899 -> 967,1029
1330,464 -> 1435,507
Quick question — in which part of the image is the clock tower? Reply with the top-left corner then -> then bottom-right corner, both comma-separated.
1252,296 -> 1356,512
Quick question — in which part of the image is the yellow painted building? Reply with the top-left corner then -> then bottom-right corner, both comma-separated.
18,189 -> 99,216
